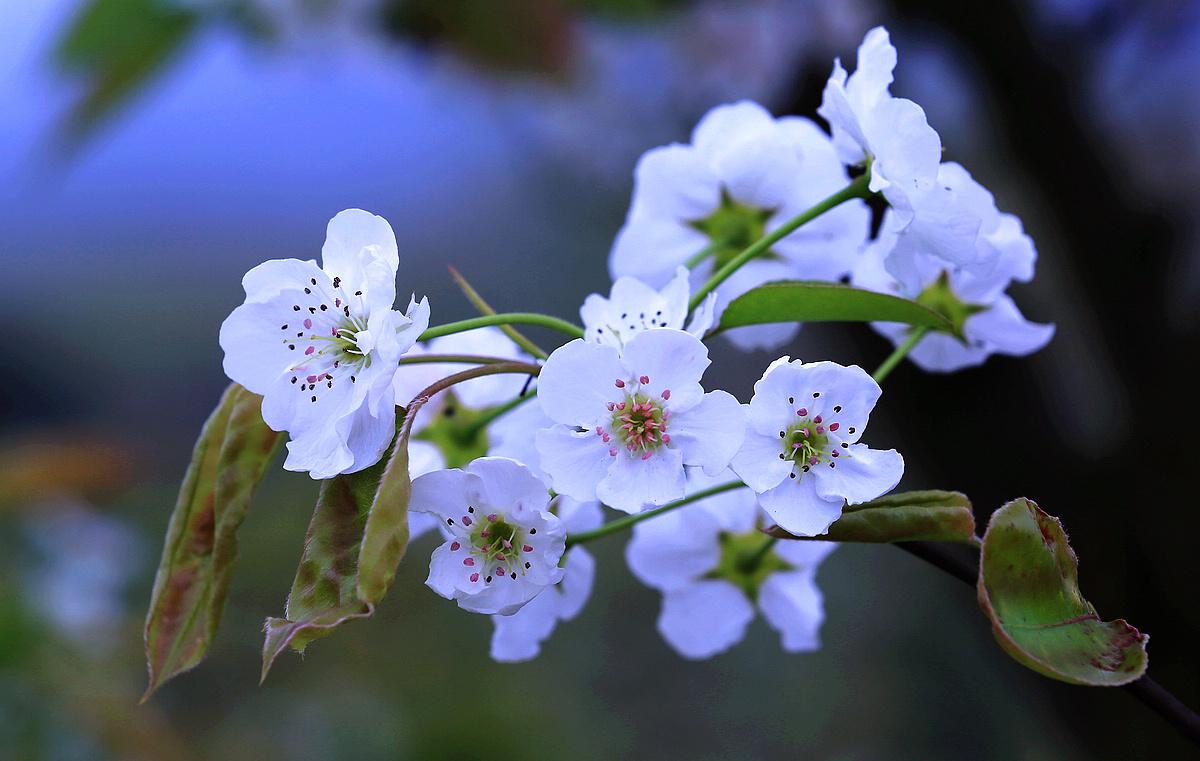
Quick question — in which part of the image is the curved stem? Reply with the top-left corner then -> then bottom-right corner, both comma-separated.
872,326 -> 931,384
688,174 -> 872,312
463,392 -> 536,438
894,541 -> 1200,747
419,313 -> 584,343
398,361 -> 541,417
397,353 -> 521,366
447,266 -> 549,359
565,480 -> 746,547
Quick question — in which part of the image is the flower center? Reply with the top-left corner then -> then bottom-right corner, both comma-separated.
690,190 -> 778,269
775,395 -> 854,479
448,508 -> 539,585
706,531 -> 791,601
916,270 -> 987,338
598,375 -> 674,461
280,275 -> 372,404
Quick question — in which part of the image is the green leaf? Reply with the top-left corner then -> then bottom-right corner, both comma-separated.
143,384 -> 281,700
260,466 -> 384,681
716,281 -> 953,334
262,402 -> 420,680
766,490 -> 977,544
977,498 -> 1148,686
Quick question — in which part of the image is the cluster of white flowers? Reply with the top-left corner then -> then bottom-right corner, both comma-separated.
218,26 -> 1052,663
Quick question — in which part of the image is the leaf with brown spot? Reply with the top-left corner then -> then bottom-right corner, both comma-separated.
978,498 -> 1148,686
142,384 -> 281,700
766,490 -> 977,544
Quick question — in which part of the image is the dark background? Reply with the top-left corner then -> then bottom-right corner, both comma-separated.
1,0 -> 1197,758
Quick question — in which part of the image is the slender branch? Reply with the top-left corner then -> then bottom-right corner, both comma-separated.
418,313 -> 584,343
398,361 -> 542,419
872,326 -> 931,384
565,480 -> 747,547
894,541 -> 1200,747
397,353 -> 519,366
688,174 -> 872,312
447,266 -> 549,359
463,391 -> 537,438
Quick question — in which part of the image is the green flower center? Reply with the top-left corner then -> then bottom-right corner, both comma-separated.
780,418 -> 831,472
610,392 -> 668,454
707,532 -> 791,601
690,190 -> 778,269
916,271 -> 987,338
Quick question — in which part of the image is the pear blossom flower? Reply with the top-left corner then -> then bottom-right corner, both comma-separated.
219,209 -> 429,479
609,100 -> 870,350
853,164 -> 1054,372
819,28 -> 988,274
626,489 -> 836,659
490,497 -> 602,662
535,329 -> 745,513
411,457 -> 565,615
731,358 -> 903,536
581,266 -> 716,350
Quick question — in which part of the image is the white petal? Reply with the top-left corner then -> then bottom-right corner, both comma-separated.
407,510 -> 441,542
466,457 -> 550,518
691,101 -> 776,163
758,474 -> 845,537
759,570 -> 826,653
596,445 -> 686,513
686,467 -> 760,533
609,217 -> 710,285
626,504 -> 722,591
618,329 -> 710,412
534,426 -> 612,503
669,390 -> 745,475
773,539 -> 837,569
537,339 -> 624,425
490,587 -> 559,663
658,580 -> 754,660
240,258 -> 325,304
340,405 -> 398,474
729,429 -> 792,493
410,467 -> 475,522
865,97 -> 942,197
813,444 -> 904,506
627,143 -> 721,223
488,398 -> 554,483
320,209 -> 399,284
555,496 -> 603,534
556,546 -> 596,620
685,293 -> 718,339
968,294 -> 1055,356
281,421 -> 355,480
219,301 -> 295,395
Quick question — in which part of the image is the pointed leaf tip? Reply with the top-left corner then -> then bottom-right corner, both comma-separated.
978,498 -> 1148,686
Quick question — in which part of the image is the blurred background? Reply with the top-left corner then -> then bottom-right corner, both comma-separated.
2,0 -> 1198,758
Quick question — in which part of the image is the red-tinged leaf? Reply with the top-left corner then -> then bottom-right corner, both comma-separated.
260,460 -> 386,681
767,490 -> 977,544
978,498 -> 1148,686
143,384 -> 281,700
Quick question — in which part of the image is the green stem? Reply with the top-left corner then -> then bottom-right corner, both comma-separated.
687,174 -> 872,312
872,326 -> 931,384
565,480 -> 747,547
463,392 -> 536,438
397,353 -> 518,366
419,313 -> 584,343
447,266 -> 549,359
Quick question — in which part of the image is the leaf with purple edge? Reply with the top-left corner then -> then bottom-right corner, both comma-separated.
977,498 -> 1148,686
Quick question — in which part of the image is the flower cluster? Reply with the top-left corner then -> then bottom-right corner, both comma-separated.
215,26 -> 1052,665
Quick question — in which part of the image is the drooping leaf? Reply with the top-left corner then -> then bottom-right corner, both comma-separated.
143,384 -> 281,700
766,490 -> 976,544
716,281 -> 953,334
260,466 -> 384,681
262,402 -> 420,679
977,498 -> 1148,686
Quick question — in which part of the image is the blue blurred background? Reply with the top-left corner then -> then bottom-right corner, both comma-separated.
2,0 -> 1198,758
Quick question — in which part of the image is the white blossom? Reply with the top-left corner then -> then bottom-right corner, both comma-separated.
626,487 -> 835,659
411,457 -> 565,616
853,163 -> 1055,372
535,329 -> 745,513
581,266 -> 715,350
609,100 -> 870,350
731,358 -> 903,536
219,209 -> 429,478
490,497 -> 602,662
